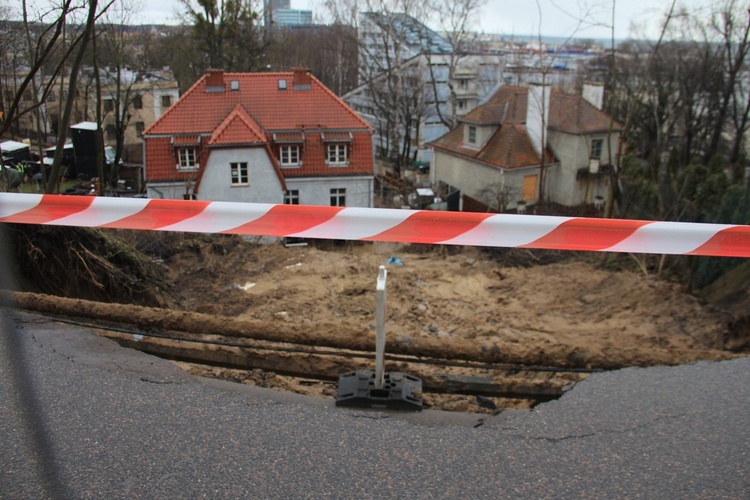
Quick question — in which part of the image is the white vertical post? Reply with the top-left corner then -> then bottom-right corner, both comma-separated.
374,265 -> 388,389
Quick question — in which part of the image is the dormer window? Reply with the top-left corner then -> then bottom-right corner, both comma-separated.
280,145 -> 300,167
322,131 -> 353,166
327,144 -> 348,166
177,148 -> 198,171
468,125 -> 477,144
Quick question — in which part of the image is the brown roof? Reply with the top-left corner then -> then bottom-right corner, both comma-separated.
430,85 -> 619,170
431,123 -> 554,170
462,86 -> 528,125
548,91 -> 621,134
462,85 -> 621,133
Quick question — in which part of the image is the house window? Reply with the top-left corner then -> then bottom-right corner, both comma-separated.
161,95 -> 172,108
231,162 -> 248,185
284,189 -> 300,205
327,144 -> 348,165
330,188 -> 346,207
135,121 -> 145,136
48,91 -> 56,102
133,95 -> 143,109
591,139 -> 603,159
468,125 -> 477,144
522,174 -> 538,201
104,99 -> 114,112
177,148 -> 198,171
105,124 -> 116,141
458,100 -> 466,110
280,145 -> 300,166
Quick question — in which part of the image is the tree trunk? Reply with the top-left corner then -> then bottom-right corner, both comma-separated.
46,0 -> 99,194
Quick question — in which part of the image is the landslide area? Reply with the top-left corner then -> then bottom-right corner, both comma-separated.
3,226 -> 748,392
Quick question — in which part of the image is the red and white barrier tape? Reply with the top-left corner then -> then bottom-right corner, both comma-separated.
1,193 -> 749,257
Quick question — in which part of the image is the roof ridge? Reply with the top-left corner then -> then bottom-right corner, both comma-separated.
505,125 -> 514,166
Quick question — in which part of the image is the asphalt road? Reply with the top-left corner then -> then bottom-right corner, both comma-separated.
1,307 -> 748,499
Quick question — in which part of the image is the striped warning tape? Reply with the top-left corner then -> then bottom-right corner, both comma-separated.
1,193 -> 749,257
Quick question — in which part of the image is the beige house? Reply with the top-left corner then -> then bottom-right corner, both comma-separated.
0,66 -> 179,165
428,82 -> 621,212
99,68 -> 180,163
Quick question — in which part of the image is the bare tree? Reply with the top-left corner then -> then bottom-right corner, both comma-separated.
423,0 -> 486,130
532,0 -> 606,205
46,0 -> 111,193
93,0 -> 147,182
477,180 -> 517,212
325,0 -> 431,174
325,0 -> 485,175
1,1 -> 77,140
704,1 -> 750,162
179,0 -> 268,72
604,0 -> 678,217
263,24 -> 359,95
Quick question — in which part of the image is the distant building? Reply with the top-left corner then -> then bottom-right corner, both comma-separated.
0,65 -> 179,166
429,82 -> 621,211
143,69 -> 375,206
274,9 -> 313,26
345,12 -> 504,166
98,67 -> 180,164
265,0 -> 312,28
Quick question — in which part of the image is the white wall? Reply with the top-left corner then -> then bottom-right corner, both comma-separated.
432,149 -> 545,210
547,131 -> 617,206
147,148 -> 374,207
152,88 -> 181,120
199,148 -> 284,203
285,175 -> 374,207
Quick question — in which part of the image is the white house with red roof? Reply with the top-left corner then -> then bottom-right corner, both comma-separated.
143,69 -> 375,207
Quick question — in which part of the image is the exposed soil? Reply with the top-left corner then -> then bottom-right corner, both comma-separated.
131,233 -> 743,411
7,229 -> 747,413
157,235 -> 736,361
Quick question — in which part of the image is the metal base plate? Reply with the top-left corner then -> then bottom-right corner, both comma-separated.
335,370 -> 423,411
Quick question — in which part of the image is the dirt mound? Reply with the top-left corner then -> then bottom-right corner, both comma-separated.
156,235 -> 737,360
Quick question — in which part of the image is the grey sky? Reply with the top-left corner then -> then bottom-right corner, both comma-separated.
105,0 -> 721,40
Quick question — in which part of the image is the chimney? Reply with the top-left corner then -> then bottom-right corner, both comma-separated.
582,81 -> 604,110
292,68 -> 312,90
526,83 -> 550,157
205,69 -> 225,92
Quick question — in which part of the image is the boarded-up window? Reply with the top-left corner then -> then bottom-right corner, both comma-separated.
522,174 -> 538,201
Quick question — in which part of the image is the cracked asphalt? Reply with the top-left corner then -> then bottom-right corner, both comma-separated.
1,307 -> 749,499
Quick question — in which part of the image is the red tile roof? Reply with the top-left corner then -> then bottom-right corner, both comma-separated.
321,131 -> 353,142
144,70 -> 374,183
208,104 -> 265,146
273,132 -> 305,143
145,71 -> 372,136
172,135 -> 202,146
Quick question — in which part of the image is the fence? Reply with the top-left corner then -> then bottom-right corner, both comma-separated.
1,193 -> 749,258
